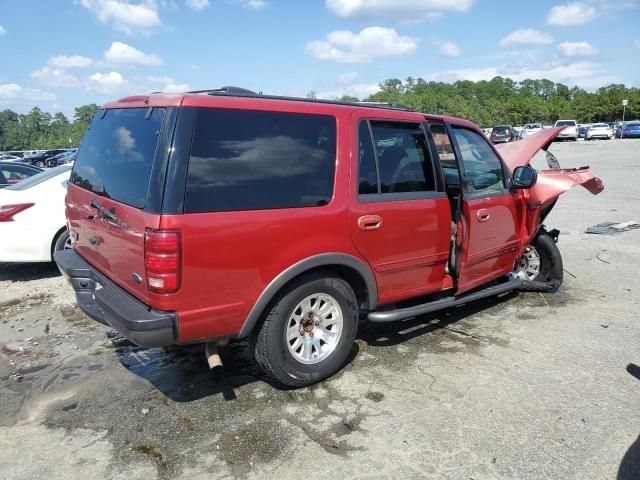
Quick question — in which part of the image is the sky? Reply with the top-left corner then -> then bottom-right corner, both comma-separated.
0,0 -> 639,116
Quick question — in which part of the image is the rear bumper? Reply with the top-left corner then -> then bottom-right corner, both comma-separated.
54,249 -> 178,347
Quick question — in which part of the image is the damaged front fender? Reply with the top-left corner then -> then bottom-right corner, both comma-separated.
531,166 -> 604,206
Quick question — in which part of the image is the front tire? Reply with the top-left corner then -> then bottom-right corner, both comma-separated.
252,273 -> 358,388
515,230 -> 563,292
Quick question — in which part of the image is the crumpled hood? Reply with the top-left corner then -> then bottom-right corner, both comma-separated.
495,127 -> 564,172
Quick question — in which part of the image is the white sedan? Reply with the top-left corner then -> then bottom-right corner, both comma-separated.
0,165 -> 71,262
585,123 -> 613,140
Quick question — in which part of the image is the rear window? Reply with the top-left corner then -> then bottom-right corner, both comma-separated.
493,126 -> 510,134
556,120 -> 576,127
185,108 -> 336,213
70,107 -> 166,209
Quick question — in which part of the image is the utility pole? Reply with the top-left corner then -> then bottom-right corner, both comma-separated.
621,99 -> 628,139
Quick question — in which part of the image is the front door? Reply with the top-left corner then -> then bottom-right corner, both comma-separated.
449,126 -> 520,294
349,113 -> 452,306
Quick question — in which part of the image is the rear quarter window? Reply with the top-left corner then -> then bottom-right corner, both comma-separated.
185,108 -> 336,213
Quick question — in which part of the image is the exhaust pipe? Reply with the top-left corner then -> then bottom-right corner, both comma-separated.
205,340 -> 227,370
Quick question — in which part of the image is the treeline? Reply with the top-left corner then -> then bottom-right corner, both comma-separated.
2,78 -> 638,149
346,77 -> 638,127
0,104 -> 100,151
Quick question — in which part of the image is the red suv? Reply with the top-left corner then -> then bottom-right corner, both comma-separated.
55,88 -> 603,387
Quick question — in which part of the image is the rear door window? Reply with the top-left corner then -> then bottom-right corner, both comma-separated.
358,120 -> 436,199
70,107 -> 166,208
185,108 -> 336,213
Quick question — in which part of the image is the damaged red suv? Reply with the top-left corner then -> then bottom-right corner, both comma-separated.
55,88 -> 604,387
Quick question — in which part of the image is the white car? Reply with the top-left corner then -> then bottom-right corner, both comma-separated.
554,119 -> 578,141
0,165 -> 71,262
585,123 -> 613,140
520,123 -> 544,139
0,154 -> 22,162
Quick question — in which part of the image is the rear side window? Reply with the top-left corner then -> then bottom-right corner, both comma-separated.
70,108 -> 165,209
358,120 -> 436,197
185,108 -> 336,213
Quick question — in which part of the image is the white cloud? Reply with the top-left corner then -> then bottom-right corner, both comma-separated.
139,75 -> 191,92
325,0 -> 474,21
77,0 -> 162,35
500,29 -> 554,48
547,2 -> 597,26
238,0 -> 268,9
48,55 -> 94,69
185,0 -> 209,9
337,72 -> 359,84
306,27 -> 418,63
427,60 -> 621,90
0,25 -> 6,35
559,41 -> 599,56
439,41 -> 461,57
87,71 -> 128,94
0,83 -> 56,104
30,67 -> 82,88
104,41 -> 163,67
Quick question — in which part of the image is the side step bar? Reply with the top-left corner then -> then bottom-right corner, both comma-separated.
368,278 -> 523,323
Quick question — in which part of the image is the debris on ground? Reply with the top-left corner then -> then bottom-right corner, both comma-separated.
585,221 -> 640,235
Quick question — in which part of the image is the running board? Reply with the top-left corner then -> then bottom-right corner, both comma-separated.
367,278 -> 523,323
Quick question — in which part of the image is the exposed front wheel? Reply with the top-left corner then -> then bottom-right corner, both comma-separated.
252,273 -> 358,388
514,230 -> 563,292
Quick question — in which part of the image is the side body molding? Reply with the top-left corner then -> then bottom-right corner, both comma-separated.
237,253 -> 378,338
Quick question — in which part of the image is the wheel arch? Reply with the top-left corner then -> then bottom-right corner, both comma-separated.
237,253 -> 378,338
50,226 -> 68,259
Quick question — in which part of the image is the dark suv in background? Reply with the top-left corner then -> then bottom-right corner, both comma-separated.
490,125 -> 516,143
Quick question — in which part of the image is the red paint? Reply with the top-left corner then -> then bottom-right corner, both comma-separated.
65,92 -> 604,344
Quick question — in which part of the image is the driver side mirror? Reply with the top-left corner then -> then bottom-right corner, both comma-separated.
511,166 -> 538,189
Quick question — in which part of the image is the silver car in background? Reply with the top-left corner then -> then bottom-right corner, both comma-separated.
585,123 -> 613,140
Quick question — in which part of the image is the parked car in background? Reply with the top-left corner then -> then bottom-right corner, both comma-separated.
0,162 -> 43,188
620,121 -> 640,139
482,128 -> 492,138
0,165 -> 71,262
520,123 -> 544,139
578,126 -> 589,138
54,90 -> 603,387
585,123 -> 613,140
46,150 -> 77,168
490,124 -> 516,143
0,154 -> 22,162
21,149 -> 67,168
554,120 -> 578,141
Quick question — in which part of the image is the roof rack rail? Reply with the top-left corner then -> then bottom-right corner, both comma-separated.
187,86 -> 258,96
181,88 -> 419,113
355,101 -> 415,112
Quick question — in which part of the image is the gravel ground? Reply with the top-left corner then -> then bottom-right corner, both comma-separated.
0,139 -> 639,480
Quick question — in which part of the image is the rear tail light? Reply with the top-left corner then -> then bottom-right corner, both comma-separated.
144,229 -> 182,294
0,203 -> 35,222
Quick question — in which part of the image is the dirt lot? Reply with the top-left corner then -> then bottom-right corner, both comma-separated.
1,139 -> 639,480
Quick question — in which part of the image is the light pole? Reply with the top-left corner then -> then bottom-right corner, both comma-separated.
621,99 -> 628,139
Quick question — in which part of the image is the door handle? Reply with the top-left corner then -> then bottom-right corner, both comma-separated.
477,209 -> 491,222
358,215 -> 383,231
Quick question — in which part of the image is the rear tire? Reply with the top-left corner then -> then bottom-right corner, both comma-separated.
516,230 -> 563,292
35,160 -> 45,168
252,273 -> 358,388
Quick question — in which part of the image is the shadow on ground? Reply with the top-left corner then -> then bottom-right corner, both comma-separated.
0,262 -> 61,282
114,291 -> 517,402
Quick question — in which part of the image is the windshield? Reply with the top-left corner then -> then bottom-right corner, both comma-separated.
592,124 -> 608,128
556,120 -> 576,127
6,165 -> 71,190
70,107 -> 166,209
626,122 -> 640,127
